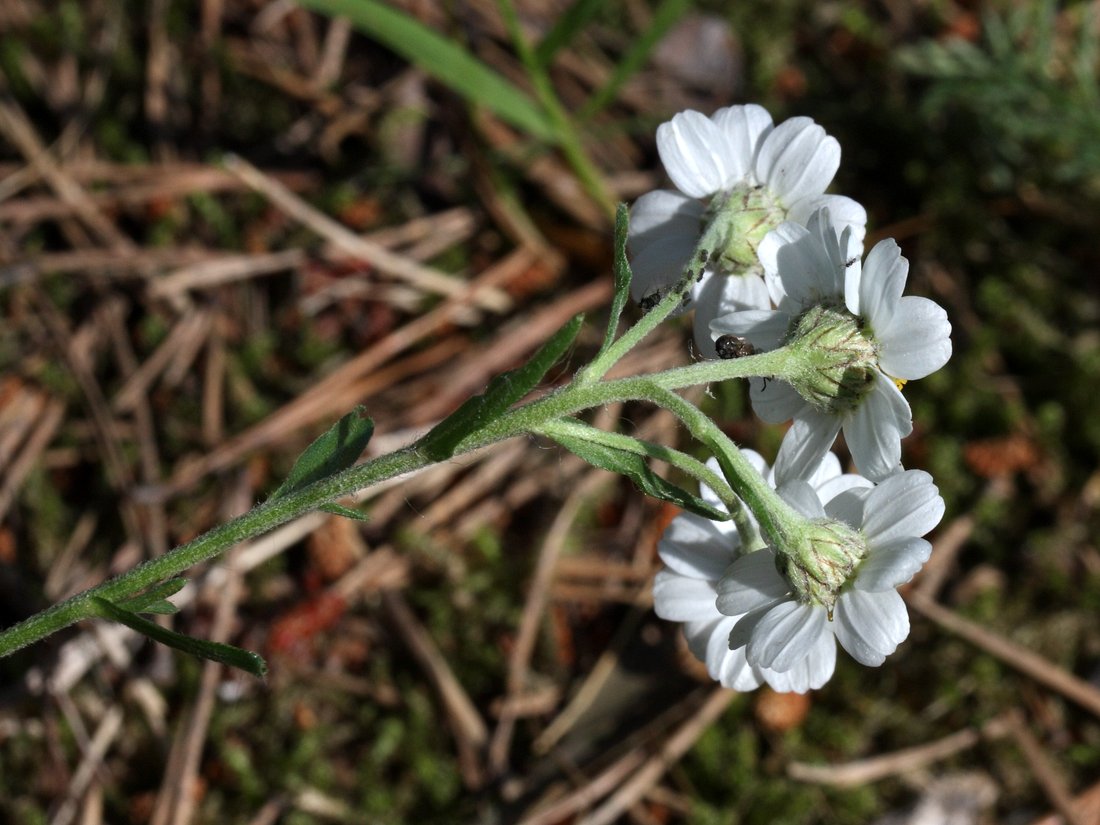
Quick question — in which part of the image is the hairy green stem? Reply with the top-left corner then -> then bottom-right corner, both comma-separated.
577,284 -> 688,384
0,343 -> 795,659
0,447 -> 428,658
632,383 -> 787,552
468,346 -> 793,449
536,417 -> 737,506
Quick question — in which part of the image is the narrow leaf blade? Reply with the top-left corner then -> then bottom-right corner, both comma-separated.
546,427 -> 729,520
534,0 -> 606,67
271,407 -> 374,500
320,502 -> 370,521
132,600 -> 180,616
90,598 -> 267,678
581,0 -> 691,119
595,203 -> 632,357
116,579 -> 187,615
296,0 -> 557,142
422,314 -> 583,459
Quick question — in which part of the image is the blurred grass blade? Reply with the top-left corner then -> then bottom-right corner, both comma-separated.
534,0 -> 606,67
296,0 -> 557,142
496,0 -> 616,219
90,598 -> 268,678
580,0 -> 691,120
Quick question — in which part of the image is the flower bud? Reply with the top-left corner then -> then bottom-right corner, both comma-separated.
783,303 -> 880,415
775,518 -> 867,615
702,184 -> 787,272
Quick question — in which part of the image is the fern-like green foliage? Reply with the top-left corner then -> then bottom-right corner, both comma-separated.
896,0 -> 1100,193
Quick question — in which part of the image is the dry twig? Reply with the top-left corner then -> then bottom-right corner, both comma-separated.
48,705 -> 124,825
383,591 -> 488,788
576,688 -> 736,825
222,154 -> 511,312
908,591 -> 1100,719
1006,710 -> 1088,825
789,716 -> 1012,787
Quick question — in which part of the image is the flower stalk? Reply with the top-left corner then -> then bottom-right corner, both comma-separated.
0,446 -> 429,658
0,329 -> 800,662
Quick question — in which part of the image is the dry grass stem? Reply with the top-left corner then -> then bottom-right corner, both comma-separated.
533,607 -> 649,755
420,441 -> 528,530
788,716 -> 1012,787
149,249 -> 308,298
104,306 -> 171,557
33,293 -> 147,549
518,750 -> 649,825
355,207 -> 475,254
1029,779 -> 1100,825
43,512 -> 100,600
382,591 -> 489,786
908,592 -> 1100,719
577,688 -> 736,825
916,478 -> 1010,599
1006,710 -> 1088,825
223,153 -> 510,312
47,705 -> 124,825
451,446 -> 594,540
0,95 -> 134,251
112,311 -> 212,412
0,166 -> 317,226
154,247 -> 574,499
312,15 -> 352,92
330,544 -> 410,601
202,318 -> 227,446
0,395 -> 63,523
490,465 -> 618,775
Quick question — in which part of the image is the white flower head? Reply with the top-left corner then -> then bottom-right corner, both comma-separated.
629,105 -> 867,355
652,451 -> 870,693
711,207 -> 952,482
716,470 -> 944,686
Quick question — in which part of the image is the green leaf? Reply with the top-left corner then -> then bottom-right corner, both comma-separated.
115,579 -> 186,615
545,425 -> 729,521
270,406 -> 374,501
595,203 -> 632,357
89,598 -> 267,678
534,0 -> 606,67
296,0 -> 557,142
321,502 -> 369,521
422,314 -> 584,460
580,0 -> 691,119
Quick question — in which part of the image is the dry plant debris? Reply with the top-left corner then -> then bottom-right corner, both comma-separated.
1,1 -> 1100,824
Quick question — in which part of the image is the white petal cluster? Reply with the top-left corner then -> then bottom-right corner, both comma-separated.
711,208 -> 952,481
629,105 -> 866,354
641,103 -> 954,695
652,452 -> 871,693
716,471 -> 944,688
653,455 -> 944,693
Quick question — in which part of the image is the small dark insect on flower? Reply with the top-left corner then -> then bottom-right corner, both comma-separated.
640,291 -> 663,312
845,256 -> 859,268
715,334 -> 756,359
